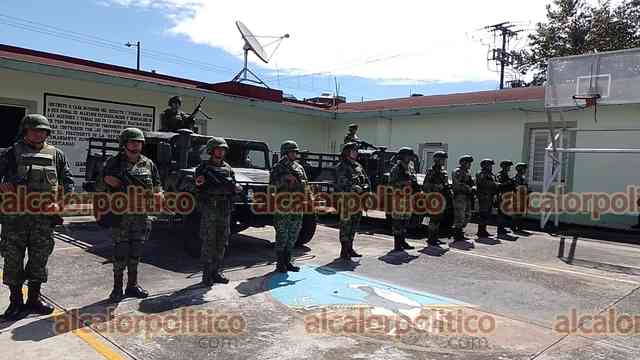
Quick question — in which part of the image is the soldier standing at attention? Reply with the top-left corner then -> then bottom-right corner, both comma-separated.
0,114 -> 74,320
160,96 -> 201,132
270,141 -> 309,273
476,159 -> 498,238
452,155 -> 475,242
102,128 -> 163,302
389,147 -> 417,251
344,124 -> 360,144
422,151 -> 450,246
335,142 -> 370,260
195,137 -> 241,286
496,160 -> 515,235
512,163 -> 529,233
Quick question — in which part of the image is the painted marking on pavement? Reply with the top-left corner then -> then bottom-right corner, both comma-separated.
267,265 -> 468,309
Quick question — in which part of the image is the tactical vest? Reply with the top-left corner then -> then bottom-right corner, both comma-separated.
126,156 -> 154,190
14,142 -> 58,193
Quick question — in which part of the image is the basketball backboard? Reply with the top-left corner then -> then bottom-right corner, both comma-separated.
545,47 -> 640,109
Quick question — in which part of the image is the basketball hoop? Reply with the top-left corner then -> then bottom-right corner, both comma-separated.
572,93 -> 601,108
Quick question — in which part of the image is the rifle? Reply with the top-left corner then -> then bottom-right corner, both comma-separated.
196,163 -> 237,194
355,139 -> 379,151
184,97 -> 206,130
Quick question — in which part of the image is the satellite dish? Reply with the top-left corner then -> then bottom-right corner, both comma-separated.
236,21 -> 269,64
232,21 -> 289,88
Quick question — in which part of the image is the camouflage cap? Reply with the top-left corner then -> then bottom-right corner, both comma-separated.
397,147 -> 415,156
500,160 -> 514,168
515,162 -> 528,170
168,96 -> 182,106
348,123 -> 359,129
341,142 -> 358,154
206,137 -> 228,152
280,140 -> 299,154
459,155 -> 474,164
480,158 -> 495,167
433,151 -> 448,160
119,127 -> 145,145
21,114 -> 51,134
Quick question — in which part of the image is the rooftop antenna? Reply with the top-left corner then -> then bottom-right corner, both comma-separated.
232,21 -> 289,88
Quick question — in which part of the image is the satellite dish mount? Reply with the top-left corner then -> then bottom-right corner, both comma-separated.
232,21 -> 289,88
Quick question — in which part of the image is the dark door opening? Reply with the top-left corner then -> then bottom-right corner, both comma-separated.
0,105 -> 25,148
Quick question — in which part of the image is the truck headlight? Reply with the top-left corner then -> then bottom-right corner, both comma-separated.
246,189 -> 254,200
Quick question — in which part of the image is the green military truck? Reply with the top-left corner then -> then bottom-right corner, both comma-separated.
83,129 -> 318,257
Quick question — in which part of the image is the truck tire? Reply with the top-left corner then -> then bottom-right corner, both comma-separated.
183,211 -> 203,258
296,214 -> 317,247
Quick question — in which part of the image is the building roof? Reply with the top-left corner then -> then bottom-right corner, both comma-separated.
0,43 -> 544,113
335,87 -> 544,113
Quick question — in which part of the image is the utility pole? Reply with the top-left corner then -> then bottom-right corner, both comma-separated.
485,22 -> 519,89
126,41 -> 141,71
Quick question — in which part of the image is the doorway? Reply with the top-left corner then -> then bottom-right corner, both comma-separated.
0,104 -> 25,148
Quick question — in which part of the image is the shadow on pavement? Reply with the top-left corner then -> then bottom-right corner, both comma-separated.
377,251 -> 419,265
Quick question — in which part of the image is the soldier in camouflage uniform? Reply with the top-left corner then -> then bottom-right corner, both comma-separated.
270,140 -> 309,273
335,142 -> 370,260
512,163 -> 529,233
160,96 -> 201,132
422,151 -> 451,246
476,159 -> 498,238
0,114 -> 74,320
452,155 -> 476,241
343,124 -> 360,144
496,160 -> 515,235
195,137 -> 241,286
102,128 -> 163,302
388,147 -> 417,251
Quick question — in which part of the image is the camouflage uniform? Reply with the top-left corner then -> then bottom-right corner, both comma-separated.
476,159 -> 498,237
423,151 -> 452,245
496,161 -> 515,234
388,148 -> 417,251
452,155 -> 475,241
335,142 -> 370,259
512,163 -> 529,232
196,137 -> 237,285
102,128 -> 162,301
270,141 -> 308,272
160,96 -> 198,132
0,114 -> 74,319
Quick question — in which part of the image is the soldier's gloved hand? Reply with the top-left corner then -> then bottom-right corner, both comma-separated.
104,176 -> 123,189
44,202 -> 60,213
0,183 -> 16,193
195,175 -> 205,187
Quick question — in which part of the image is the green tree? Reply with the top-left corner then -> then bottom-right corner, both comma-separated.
518,0 -> 640,85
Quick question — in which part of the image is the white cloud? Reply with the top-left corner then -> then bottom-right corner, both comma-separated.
106,0 -> 568,82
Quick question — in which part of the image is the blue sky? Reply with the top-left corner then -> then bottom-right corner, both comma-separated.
0,0 -> 553,101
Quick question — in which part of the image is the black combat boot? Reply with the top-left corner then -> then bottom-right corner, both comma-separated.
452,228 -> 465,242
275,251 -> 288,273
393,235 -> 404,252
348,241 -> 362,257
339,242 -> 351,260
201,263 -> 213,287
400,234 -> 415,250
3,285 -> 25,320
497,226 -> 508,235
25,282 -> 54,315
211,263 -> 230,284
109,272 -> 124,302
124,271 -> 149,299
285,250 -> 300,272
477,225 -> 491,237
427,232 -> 440,246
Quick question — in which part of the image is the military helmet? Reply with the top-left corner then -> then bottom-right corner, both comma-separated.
433,151 -> 448,160
480,158 -> 495,167
341,142 -> 358,154
500,160 -> 513,168
168,96 -> 182,106
119,127 -> 145,146
21,114 -> 51,134
348,123 -> 358,130
206,137 -> 228,153
459,155 -> 474,164
515,162 -> 528,170
397,147 -> 415,157
280,140 -> 300,154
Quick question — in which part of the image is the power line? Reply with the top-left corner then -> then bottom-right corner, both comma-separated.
485,22 -> 522,89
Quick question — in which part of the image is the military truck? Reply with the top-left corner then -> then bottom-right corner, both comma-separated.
83,129 -> 319,257
299,144 -> 455,237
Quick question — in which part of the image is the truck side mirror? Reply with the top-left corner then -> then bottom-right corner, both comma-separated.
157,142 -> 172,166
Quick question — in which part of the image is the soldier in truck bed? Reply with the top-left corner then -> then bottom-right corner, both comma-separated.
160,96 -> 200,132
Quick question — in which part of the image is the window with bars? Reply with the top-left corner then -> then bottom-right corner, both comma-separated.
527,128 -> 570,187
